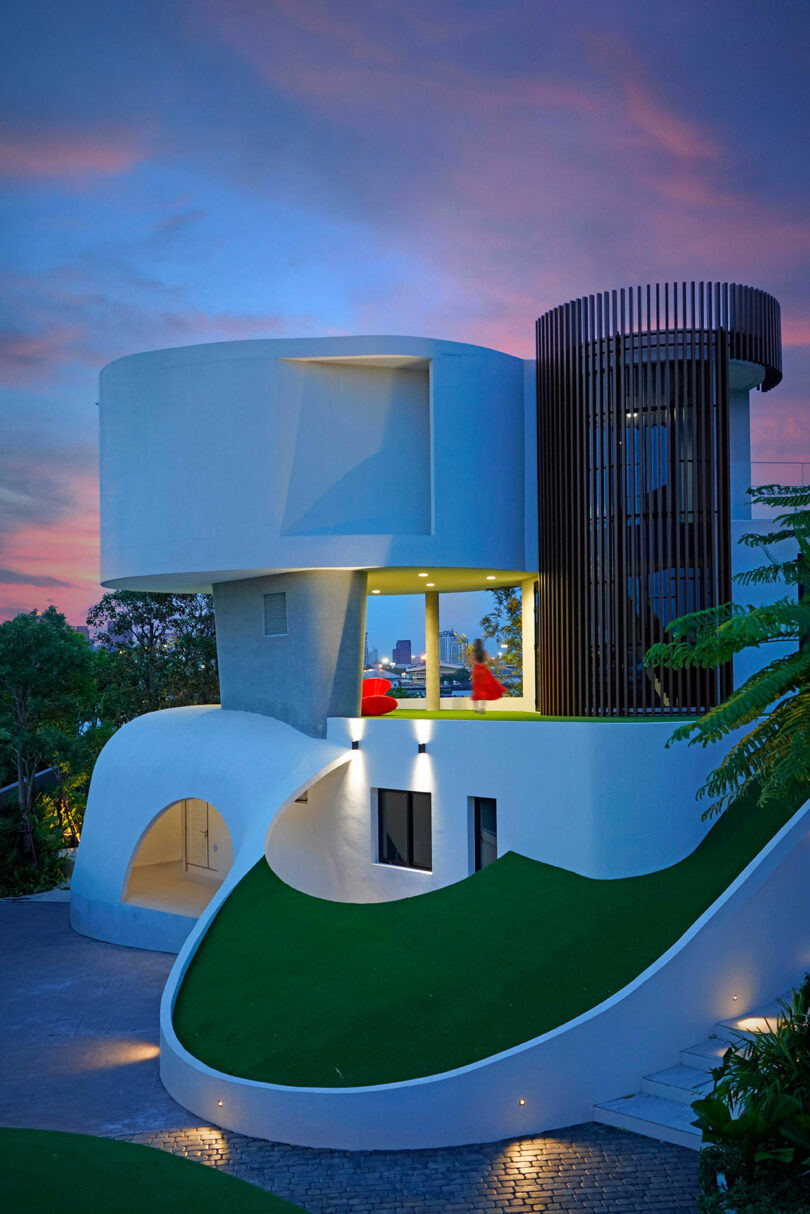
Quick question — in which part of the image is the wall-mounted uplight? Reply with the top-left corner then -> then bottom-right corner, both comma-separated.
418,742 -> 426,754
352,740 -> 360,750
217,1099 -> 223,1107
518,1098 -> 526,1106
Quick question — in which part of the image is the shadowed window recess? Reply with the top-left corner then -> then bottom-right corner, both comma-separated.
473,797 -> 498,871
377,789 -> 432,871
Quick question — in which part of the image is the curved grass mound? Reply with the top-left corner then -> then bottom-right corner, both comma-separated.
0,1129 -> 308,1214
174,785 -> 805,1088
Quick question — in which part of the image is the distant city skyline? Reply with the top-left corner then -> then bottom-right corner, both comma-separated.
366,589 -> 496,663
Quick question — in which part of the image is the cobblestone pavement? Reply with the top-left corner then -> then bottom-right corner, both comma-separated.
2,900 -> 699,1212
124,1123 -> 699,1213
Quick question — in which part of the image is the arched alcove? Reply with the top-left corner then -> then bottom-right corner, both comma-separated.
123,799 -> 233,917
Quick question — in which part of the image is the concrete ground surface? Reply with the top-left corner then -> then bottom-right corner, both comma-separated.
0,899 -> 699,1212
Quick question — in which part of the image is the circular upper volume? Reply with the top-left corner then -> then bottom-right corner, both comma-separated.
537,282 -> 782,392
98,335 -> 527,592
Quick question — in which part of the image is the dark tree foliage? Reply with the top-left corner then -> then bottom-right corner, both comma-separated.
88,591 -> 219,726
480,586 -> 522,688
0,608 -> 95,866
645,484 -> 810,819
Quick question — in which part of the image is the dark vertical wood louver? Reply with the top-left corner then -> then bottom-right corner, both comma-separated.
536,282 -> 782,717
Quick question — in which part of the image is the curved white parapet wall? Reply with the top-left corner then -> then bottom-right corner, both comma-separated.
70,706 -> 351,952
99,336 -> 526,590
160,797 -> 810,1150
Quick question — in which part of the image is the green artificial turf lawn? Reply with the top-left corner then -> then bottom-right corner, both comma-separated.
387,708 -> 694,722
0,1129 -> 308,1214
173,783 -> 805,1089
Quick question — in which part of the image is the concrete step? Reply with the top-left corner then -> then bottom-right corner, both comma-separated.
715,997 -> 783,1039
593,989 -> 793,1150
678,1038 -> 731,1074
641,1064 -> 713,1105
594,1093 -> 701,1151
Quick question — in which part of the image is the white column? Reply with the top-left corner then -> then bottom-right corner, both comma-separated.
522,577 -> 537,711
425,591 -> 440,711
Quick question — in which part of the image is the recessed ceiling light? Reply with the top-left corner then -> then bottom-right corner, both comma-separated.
371,589 -> 381,594
486,575 -> 496,581
426,582 -> 435,587
418,572 -> 429,578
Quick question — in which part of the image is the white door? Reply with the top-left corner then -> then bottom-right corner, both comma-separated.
184,799 -> 210,870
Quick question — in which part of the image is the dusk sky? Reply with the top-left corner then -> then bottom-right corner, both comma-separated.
2,0 -> 809,653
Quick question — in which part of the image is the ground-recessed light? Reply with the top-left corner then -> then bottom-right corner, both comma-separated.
418,572 -> 429,578
371,589 -> 381,594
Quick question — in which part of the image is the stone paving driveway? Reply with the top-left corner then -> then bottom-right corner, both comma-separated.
0,900 -> 699,1212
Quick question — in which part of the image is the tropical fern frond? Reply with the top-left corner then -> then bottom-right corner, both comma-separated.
645,482 -> 810,821
734,561 -> 810,587
748,484 -> 810,510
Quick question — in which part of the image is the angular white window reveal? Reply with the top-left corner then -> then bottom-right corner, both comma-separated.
280,360 -> 431,536
263,592 -> 288,637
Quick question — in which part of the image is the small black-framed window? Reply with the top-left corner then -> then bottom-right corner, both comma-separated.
473,797 -> 497,871
263,592 -> 287,637
378,789 -> 432,871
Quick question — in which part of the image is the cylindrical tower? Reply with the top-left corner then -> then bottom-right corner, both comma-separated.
536,282 -> 782,717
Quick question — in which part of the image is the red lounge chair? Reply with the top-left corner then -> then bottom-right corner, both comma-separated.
361,678 -> 397,716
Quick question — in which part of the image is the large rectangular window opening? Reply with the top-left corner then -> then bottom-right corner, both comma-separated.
472,797 -> 497,871
377,789 -> 432,871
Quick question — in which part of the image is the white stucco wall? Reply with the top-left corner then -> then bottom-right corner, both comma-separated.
71,706 -> 350,951
266,716 -> 728,898
98,336 -> 526,590
132,800 -> 183,867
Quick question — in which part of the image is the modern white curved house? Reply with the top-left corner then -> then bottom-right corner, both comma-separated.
72,285 -> 810,1150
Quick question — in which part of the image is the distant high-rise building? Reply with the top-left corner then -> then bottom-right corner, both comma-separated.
392,639 -> 411,667
439,629 -> 465,665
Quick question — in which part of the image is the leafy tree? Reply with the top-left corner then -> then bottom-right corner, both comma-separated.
88,590 -> 219,725
0,608 -> 95,866
645,484 -> 810,819
480,587 -> 523,689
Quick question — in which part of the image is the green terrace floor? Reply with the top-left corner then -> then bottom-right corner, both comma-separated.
0,1129 -> 308,1214
386,708 -> 696,722
173,784 -> 805,1089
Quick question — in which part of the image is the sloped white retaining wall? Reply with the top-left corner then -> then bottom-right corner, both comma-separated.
160,798 -> 810,1149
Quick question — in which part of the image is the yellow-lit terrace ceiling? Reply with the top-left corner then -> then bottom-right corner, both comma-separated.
365,567 -> 536,595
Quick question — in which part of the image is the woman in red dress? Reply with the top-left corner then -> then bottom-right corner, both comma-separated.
470,638 -> 505,714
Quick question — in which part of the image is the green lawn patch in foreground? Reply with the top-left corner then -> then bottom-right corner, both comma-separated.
174,784 -> 806,1088
0,1129 -> 308,1214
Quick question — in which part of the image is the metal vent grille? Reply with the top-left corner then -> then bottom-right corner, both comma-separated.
263,592 -> 288,637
